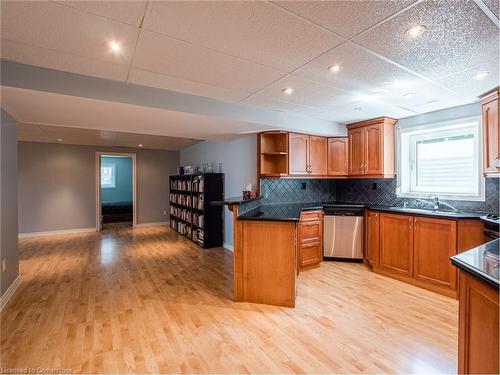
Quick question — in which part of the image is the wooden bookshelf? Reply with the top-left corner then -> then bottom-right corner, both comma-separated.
258,132 -> 288,177
169,173 -> 224,248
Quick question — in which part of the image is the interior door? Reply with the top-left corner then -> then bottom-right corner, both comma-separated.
348,128 -> 365,175
482,98 -> 499,174
379,213 -> 413,277
413,217 -> 457,289
289,133 -> 309,175
364,124 -> 383,175
309,136 -> 327,175
328,137 -> 348,176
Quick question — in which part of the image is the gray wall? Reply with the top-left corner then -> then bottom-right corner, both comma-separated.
1,110 -> 19,296
18,142 -> 179,233
101,156 -> 133,203
180,135 -> 257,246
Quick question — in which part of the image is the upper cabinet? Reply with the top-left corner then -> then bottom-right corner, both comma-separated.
289,133 -> 327,176
479,89 -> 499,176
327,137 -> 348,176
347,117 -> 397,178
258,132 -> 288,177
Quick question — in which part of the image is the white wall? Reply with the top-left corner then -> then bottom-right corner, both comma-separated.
180,135 -> 257,247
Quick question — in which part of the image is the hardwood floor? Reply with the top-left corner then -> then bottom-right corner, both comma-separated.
1,225 -> 458,373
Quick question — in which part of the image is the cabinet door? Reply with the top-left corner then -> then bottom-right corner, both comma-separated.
364,124 -> 383,175
365,210 -> 380,267
380,213 -> 413,277
413,217 -> 457,289
482,98 -> 499,174
348,128 -> 365,175
309,136 -> 327,175
327,137 -> 348,176
289,133 -> 309,175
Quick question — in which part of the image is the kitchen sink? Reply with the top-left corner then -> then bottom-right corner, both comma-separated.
388,206 -> 462,216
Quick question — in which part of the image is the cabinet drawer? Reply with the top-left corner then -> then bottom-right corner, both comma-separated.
300,241 -> 322,267
300,210 -> 322,222
299,221 -> 321,243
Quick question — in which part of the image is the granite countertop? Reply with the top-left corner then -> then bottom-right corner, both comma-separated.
210,196 -> 263,206
237,201 -> 486,222
367,205 -> 484,219
238,201 -> 336,221
451,239 -> 499,287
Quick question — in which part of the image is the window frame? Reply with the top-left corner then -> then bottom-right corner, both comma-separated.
101,162 -> 116,189
397,116 -> 485,201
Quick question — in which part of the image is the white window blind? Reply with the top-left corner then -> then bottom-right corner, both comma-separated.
398,117 -> 484,201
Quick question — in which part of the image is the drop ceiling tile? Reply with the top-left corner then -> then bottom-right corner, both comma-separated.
1,39 -> 130,81
129,68 -> 250,102
435,58 -> 500,99
295,41 -> 422,91
241,96 -> 317,113
318,102 -> 415,123
354,0 -> 499,80
134,31 -> 286,93
482,0 -> 500,18
54,1 -> 148,27
142,1 -> 344,71
273,0 -> 417,39
1,1 -> 139,65
253,75 -> 351,109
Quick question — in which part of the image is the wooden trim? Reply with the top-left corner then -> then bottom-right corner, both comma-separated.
19,227 -> 97,238
478,88 -> 499,105
232,205 -> 244,302
135,221 -> 169,228
346,117 -> 397,130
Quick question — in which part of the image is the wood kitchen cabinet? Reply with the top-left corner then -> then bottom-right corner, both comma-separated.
379,213 -> 414,277
289,133 -> 327,176
479,90 -> 499,176
298,210 -> 323,268
365,210 -> 380,267
413,217 -> 457,290
458,271 -> 499,374
347,117 -> 396,178
327,137 -> 348,176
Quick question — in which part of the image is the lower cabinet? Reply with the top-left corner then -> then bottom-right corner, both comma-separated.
458,271 -> 499,374
365,210 -> 380,266
367,211 -> 477,297
379,213 -> 414,278
413,217 -> 457,290
298,210 -> 323,269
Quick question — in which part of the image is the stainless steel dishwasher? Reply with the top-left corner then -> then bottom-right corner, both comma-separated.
323,205 -> 364,261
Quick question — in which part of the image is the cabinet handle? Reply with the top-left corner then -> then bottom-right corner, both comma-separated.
409,218 -> 413,229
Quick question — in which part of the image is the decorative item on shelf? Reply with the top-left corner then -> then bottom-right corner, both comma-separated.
178,166 -> 185,175
184,165 -> 194,174
218,162 -> 223,173
242,184 -> 257,200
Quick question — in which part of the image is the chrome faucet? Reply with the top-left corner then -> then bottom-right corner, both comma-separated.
433,196 -> 439,210
415,196 -> 459,212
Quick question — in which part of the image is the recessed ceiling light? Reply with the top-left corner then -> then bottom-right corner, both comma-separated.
57,138 -> 62,142
405,24 -> 426,38
354,107 -> 362,111
403,92 -> 416,97
328,64 -> 341,73
472,71 -> 489,80
138,144 -> 143,147
109,41 -> 121,53
282,87 -> 294,95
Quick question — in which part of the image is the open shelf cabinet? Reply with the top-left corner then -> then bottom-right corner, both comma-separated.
169,173 -> 224,249
258,132 -> 288,176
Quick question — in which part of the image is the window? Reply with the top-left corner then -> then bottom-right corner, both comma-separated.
398,117 -> 484,201
101,162 -> 116,188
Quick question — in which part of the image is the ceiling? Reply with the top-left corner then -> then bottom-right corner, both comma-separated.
1,0 -> 499,128
17,122 -> 200,151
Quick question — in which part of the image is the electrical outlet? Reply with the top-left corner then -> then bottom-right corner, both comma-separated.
163,210 -> 167,215
372,182 -> 378,190
2,259 -> 6,272
300,182 -> 307,190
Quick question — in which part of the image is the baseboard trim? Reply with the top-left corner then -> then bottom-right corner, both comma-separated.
223,242 -> 234,252
135,221 -> 169,228
0,275 -> 21,312
19,227 -> 96,238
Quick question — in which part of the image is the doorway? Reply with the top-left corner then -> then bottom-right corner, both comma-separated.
96,152 -> 137,231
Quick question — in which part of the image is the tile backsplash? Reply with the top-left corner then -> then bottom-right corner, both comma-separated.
336,177 -> 499,214
260,178 -> 336,204
239,177 -> 499,215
